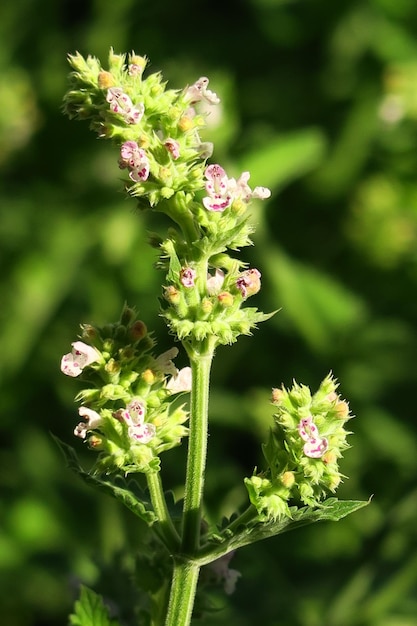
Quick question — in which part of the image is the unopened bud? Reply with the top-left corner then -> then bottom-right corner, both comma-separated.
129,320 -> 147,341
142,369 -> 156,385
280,471 -> 295,489
201,298 -> 213,315
231,198 -> 246,215
335,400 -> 350,420
158,167 -> 173,184
120,306 -> 136,326
178,115 -> 194,132
105,358 -> 121,375
164,285 -> 181,305
217,291 -> 234,307
128,55 -> 147,74
81,324 -> 99,340
98,71 -> 115,89
328,474 -> 342,491
88,435 -> 103,448
322,450 -> 338,465
271,388 -> 284,404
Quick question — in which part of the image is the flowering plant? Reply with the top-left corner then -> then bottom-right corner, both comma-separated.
60,49 -> 368,626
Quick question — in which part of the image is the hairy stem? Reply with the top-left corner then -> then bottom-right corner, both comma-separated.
164,560 -> 200,626
181,348 -> 214,554
164,341 -> 215,626
147,471 -> 181,551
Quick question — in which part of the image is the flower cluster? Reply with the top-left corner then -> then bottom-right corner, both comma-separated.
203,164 -> 271,212
63,50 -> 273,352
245,375 -> 353,519
63,49 -> 219,211
161,239 -> 273,347
60,307 -> 191,474
118,140 -> 150,181
106,87 -> 144,124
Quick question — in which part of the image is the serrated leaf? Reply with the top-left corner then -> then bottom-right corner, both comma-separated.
69,585 -> 120,626
52,435 -> 157,525
197,498 -> 369,566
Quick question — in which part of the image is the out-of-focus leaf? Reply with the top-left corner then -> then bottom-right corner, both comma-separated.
238,128 -> 327,191
262,247 -> 367,351
0,212 -> 94,378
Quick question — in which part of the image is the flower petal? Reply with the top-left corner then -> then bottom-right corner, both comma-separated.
166,367 -> 192,393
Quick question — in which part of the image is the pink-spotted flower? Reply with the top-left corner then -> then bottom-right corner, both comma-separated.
106,87 -> 144,124
298,416 -> 328,459
236,269 -> 261,298
180,266 -> 197,288
61,341 -> 100,377
228,171 -> 271,202
115,398 -> 156,444
203,164 -> 232,212
164,138 -> 180,160
166,366 -> 192,394
74,407 -> 102,439
185,77 -> 220,105
119,141 -> 150,182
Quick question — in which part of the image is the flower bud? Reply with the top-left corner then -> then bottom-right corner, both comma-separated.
80,324 -> 99,341
129,320 -> 147,341
120,305 -> 137,326
271,388 -> 284,404
98,71 -> 115,89
164,285 -> 181,305
128,54 -> 147,74
201,298 -> 213,316
280,471 -> 295,489
178,115 -> 194,132
88,435 -> 103,449
322,450 -> 338,465
142,369 -> 156,385
105,358 -> 121,375
335,400 -> 350,420
217,291 -> 234,307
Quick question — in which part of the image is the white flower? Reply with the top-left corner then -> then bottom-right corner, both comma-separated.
61,341 -> 100,377
166,367 -> 192,394
185,77 -> 220,105
74,406 -> 102,439
155,348 -> 179,376
117,398 -> 155,444
207,269 -> 225,295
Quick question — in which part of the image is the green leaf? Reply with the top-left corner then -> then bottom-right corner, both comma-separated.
52,435 -> 157,525
197,498 -> 370,566
239,128 -> 327,192
263,248 -> 367,352
69,585 -> 120,626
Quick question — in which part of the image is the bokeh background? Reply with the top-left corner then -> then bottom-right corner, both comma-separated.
2,0 -> 417,624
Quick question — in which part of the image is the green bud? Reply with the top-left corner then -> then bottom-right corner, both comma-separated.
217,291 -> 234,307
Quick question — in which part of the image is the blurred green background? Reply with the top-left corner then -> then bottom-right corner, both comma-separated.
2,0 -> 417,624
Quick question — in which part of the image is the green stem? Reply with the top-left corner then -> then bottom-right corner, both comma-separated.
147,471 -> 181,552
163,343 -> 214,626
181,348 -> 214,554
164,560 -> 200,626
